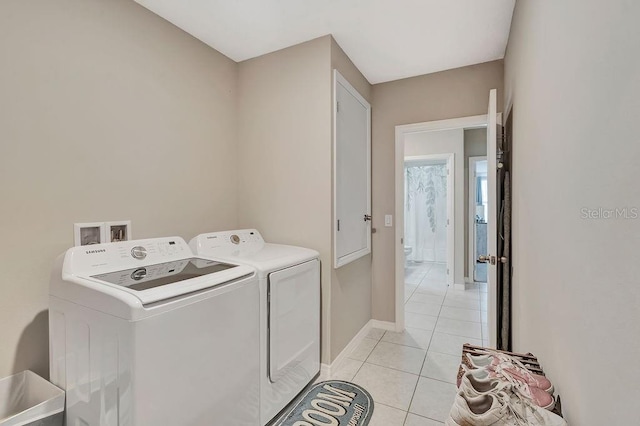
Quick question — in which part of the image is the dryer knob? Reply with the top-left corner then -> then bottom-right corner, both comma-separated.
230,235 -> 240,245
131,246 -> 147,260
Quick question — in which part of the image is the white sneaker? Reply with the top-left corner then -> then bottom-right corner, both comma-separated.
459,368 -> 555,410
445,391 -> 567,426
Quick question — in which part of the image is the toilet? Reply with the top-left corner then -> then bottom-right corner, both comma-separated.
404,246 -> 412,264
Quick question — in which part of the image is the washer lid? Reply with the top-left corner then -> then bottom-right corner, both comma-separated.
85,258 -> 254,305
93,257 -> 235,288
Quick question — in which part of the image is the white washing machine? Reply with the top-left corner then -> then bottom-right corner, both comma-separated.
49,237 -> 261,426
189,229 -> 320,426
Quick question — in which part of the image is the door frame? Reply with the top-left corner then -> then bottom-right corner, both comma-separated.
394,114 -> 501,333
468,156 -> 488,282
404,153 -> 455,287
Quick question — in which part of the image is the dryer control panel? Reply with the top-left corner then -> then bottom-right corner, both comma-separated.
190,229 -> 264,254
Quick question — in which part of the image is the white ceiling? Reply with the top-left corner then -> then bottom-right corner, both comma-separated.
134,0 -> 515,84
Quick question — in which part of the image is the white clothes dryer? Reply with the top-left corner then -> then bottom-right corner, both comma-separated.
189,229 -> 320,426
49,237 -> 260,426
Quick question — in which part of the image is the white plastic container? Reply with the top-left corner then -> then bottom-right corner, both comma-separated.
0,371 -> 64,426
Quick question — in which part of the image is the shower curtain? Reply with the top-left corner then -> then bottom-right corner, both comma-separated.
405,164 -> 448,263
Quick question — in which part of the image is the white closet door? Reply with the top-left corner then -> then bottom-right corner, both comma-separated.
334,70 -> 371,268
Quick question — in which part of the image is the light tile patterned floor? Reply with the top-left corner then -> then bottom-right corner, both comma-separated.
329,262 -> 488,425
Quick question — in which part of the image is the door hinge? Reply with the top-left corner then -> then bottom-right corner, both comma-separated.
337,219 -> 340,231
336,101 -> 340,113
447,268 -> 450,275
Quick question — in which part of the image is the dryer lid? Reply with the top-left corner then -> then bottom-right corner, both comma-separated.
190,230 -> 319,274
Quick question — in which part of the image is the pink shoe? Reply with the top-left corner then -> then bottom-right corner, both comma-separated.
459,367 -> 555,410
465,352 -> 554,393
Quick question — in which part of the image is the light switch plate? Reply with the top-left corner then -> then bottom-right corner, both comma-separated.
384,214 -> 393,227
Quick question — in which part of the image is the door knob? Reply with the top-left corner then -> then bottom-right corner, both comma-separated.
478,255 -> 497,265
364,214 -> 372,222
499,256 -> 508,264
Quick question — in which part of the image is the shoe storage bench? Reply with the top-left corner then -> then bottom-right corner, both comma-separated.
458,344 -> 564,418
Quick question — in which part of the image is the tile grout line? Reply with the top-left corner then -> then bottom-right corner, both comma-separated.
413,279 -> 448,398
347,331 -> 385,382
402,263 -> 479,424
376,338 -> 432,351
345,326 -> 480,356
404,362 -> 424,421
406,274 -> 454,424
405,412 -> 446,425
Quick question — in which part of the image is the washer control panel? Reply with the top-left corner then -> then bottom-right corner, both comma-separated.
131,246 -> 147,259
67,237 -> 191,276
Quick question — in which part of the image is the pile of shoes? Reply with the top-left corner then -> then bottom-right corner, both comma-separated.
445,350 -> 568,425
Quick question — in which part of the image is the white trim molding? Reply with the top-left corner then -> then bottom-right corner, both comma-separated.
325,320 -> 372,377
404,153 -> 455,288
468,155 -> 488,286
395,114 -> 501,332
370,320 -> 397,332
322,319 -> 396,377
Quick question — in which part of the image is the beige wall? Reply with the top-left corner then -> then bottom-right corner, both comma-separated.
371,61 -> 504,321
0,0 -> 239,379
504,0 -> 640,424
237,36 -> 334,363
330,38 -> 373,361
463,129 -> 487,278
405,129 -> 465,284
0,0 -> 505,379
238,36 -> 374,364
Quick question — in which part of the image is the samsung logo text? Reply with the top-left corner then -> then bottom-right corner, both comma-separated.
85,249 -> 107,254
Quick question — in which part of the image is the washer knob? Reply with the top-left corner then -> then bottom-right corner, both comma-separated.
131,246 -> 147,259
230,235 -> 240,245
131,268 -> 147,281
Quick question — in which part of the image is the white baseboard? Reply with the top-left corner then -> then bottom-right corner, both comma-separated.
325,319 -> 398,377
319,363 -> 331,381
370,319 -> 396,331
326,321 -> 372,376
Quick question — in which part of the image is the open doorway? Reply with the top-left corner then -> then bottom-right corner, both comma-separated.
395,107 -> 500,348
404,154 -> 454,292
469,156 -> 488,283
